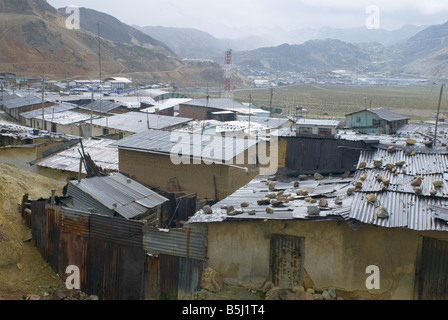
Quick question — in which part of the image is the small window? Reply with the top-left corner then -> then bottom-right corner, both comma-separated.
299,127 -> 313,134
372,119 -> 381,126
318,128 -> 332,136
356,117 -> 361,123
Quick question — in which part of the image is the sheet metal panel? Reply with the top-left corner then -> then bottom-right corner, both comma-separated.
349,191 -> 448,231
112,128 -> 258,163
67,174 -> 168,219
89,214 -> 144,249
285,137 -> 365,174
178,257 -> 205,299
353,170 -> 448,198
57,232 -> 87,289
143,224 -> 207,261
357,149 -> 448,175
415,237 -> 448,300
45,205 -> 62,272
31,200 -> 47,260
159,254 -> 180,300
61,207 -> 90,237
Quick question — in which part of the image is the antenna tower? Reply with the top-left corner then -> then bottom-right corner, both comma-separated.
223,49 -> 233,98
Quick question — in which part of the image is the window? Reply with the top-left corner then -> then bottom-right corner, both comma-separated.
299,127 -> 313,134
318,128 -> 332,137
356,117 -> 361,123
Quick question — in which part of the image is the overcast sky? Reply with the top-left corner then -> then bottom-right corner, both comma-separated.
47,0 -> 448,38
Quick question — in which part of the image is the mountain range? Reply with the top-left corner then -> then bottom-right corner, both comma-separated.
0,0 -> 225,86
1,0 -> 448,84
135,22 -> 448,79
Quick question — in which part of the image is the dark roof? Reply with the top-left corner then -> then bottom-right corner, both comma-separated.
368,108 -> 409,121
1,96 -> 44,110
346,108 -> 408,122
78,100 -> 125,114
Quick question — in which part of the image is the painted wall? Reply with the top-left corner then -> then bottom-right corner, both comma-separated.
202,220 -> 448,300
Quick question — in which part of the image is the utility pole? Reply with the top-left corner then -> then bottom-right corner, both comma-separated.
41,83 -> 45,131
434,84 -> 444,147
248,94 -> 252,135
269,86 -> 274,115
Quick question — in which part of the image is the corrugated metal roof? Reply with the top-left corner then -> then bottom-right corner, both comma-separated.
182,98 -> 246,111
237,116 -> 292,129
187,176 -> 353,223
368,108 -> 409,121
296,119 -> 341,127
20,103 -> 78,119
348,191 -> 448,231
354,170 -> 448,198
66,173 -> 168,219
2,95 -> 44,110
90,112 -> 192,133
346,108 -> 408,121
357,149 -> 448,175
34,138 -> 118,173
112,128 -> 258,163
78,100 -> 124,114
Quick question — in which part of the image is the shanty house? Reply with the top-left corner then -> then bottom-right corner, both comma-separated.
345,108 -> 409,134
112,129 -> 261,201
186,140 -> 448,300
1,95 -> 55,122
32,137 -> 119,182
61,173 -> 168,221
103,77 -> 133,91
296,119 -> 341,138
178,98 -> 247,121
89,112 -> 192,139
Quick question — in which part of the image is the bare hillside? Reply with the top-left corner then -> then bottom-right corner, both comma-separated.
0,162 -> 69,300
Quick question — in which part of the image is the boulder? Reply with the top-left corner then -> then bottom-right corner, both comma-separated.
201,268 -> 223,293
314,173 -> 324,180
202,205 -> 213,214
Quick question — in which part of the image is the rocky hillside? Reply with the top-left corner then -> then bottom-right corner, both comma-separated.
0,0 -> 225,86
233,39 -> 372,73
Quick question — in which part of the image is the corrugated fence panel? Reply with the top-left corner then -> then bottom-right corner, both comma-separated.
143,224 -> 207,261
45,205 -> 62,273
57,232 -> 87,289
416,237 -> 448,300
61,207 -> 90,237
159,254 -> 179,300
89,214 -> 144,249
178,257 -> 205,300
31,200 -> 47,260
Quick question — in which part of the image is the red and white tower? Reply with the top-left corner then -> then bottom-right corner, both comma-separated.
223,49 -> 233,98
